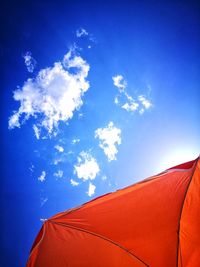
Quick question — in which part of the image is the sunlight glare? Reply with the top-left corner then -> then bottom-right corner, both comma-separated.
156,148 -> 199,173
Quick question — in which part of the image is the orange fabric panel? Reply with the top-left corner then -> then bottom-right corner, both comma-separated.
178,159 -> 200,267
51,170 -> 193,266
27,159 -> 198,267
27,221 -> 146,267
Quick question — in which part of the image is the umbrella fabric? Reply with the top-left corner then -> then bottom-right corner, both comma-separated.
27,158 -> 200,267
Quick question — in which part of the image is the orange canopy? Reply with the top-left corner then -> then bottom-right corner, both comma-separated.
27,158 -> 200,267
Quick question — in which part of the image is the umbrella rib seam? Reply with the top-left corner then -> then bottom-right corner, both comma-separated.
26,222 -> 47,264
176,156 -> 199,267
50,220 -> 149,267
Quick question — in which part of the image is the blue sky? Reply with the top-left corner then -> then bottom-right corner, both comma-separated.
1,1 -> 200,266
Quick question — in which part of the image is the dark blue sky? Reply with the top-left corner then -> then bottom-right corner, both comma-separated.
1,1 -> 200,266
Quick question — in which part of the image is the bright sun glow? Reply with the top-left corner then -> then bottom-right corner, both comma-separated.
157,148 -> 199,173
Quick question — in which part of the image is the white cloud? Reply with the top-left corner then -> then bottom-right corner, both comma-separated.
74,151 -> 100,181
114,96 -> 119,104
54,170 -> 63,178
121,93 -> 139,112
102,175 -> 107,181
9,48 -> 90,136
78,113 -> 83,118
23,51 -> 37,73
29,163 -> 35,173
40,218 -> 47,222
53,158 -> 62,165
33,124 -> 41,139
139,108 -> 145,115
76,28 -> 89,38
53,150 -> 74,165
55,145 -> 64,153
76,28 -> 96,45
70,178 -> 79,186
38,171 -> 46,182
138,95 -> 152,109
121,103 -> 138,111
8,113 -> 20,129
87,182 -> 96,197
40,197 -> 48,207
95,122 -> 121,161
72,138 -> 80,145
112,74 -> 152,114
112,75 -> 127,91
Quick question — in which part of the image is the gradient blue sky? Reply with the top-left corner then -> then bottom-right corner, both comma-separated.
1,1 -> 200,266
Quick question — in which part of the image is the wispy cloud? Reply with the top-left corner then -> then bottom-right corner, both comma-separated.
70,178 -> 79,186
9,48 -> 90,136
95,122 -> 121,161
8,113 -> 20,128
121,93 -> 139,112
71,138 -> 80,145
112,75 -> 127,91
112,75 -> 152,114
40,218 -> 47,222
74,151 -> 100,181
138,95 -> 152,110
33,124 -> 41,139
40,197 -> 48,207
54,145 -> 64,153
29,163 -> 35,173
53,170 -> 63,178
87,182 -> 96,197
76,28 -> 96,47
53,158 -> 63,165
38,171 -> 46,182
76,28 -> 89,38
23,51 -> 37,73
102,175 -> 107,181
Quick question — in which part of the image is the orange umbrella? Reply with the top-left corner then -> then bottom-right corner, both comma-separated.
27,157 -> 200,267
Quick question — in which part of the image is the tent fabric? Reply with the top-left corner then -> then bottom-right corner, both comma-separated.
27,158 -> 200,267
